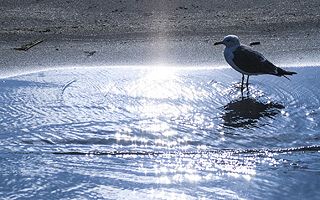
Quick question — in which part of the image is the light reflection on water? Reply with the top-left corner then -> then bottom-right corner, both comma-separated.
0,66 -> 320,199
152,152 -> 258,185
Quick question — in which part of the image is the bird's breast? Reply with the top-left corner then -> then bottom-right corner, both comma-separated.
224,48 -> 246,74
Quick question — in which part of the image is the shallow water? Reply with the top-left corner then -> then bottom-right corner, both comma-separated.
0,66 -> 319,199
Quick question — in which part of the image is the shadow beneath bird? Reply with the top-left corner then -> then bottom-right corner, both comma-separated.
221,97 -> 284,128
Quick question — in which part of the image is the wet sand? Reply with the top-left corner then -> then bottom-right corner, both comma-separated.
0,0 -> 320,77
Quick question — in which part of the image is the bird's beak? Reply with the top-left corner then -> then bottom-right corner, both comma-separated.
214,41 -> 224,45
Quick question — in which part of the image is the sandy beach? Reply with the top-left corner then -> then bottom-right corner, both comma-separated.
0,0 -> 320,77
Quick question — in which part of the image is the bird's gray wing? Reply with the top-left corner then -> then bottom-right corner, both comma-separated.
233,45 -> 277,74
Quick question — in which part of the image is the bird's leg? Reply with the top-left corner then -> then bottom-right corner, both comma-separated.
240,74 -> 244,97
241,74 -> 245,90
246,75 -> 250,96
246,75 -> 250,90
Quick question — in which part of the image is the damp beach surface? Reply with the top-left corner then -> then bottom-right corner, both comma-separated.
1,0 -> 320,199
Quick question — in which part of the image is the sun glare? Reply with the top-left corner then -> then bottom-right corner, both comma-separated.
125,66 -> 179,99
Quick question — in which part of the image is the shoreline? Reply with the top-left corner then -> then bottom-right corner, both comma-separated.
1,63 -> 311,80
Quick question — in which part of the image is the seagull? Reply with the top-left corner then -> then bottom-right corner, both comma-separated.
214,35 -> 297,92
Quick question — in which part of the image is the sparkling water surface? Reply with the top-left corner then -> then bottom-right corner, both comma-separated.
0,66 -> 319,199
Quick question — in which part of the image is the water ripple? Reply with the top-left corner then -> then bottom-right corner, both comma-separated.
1,66 -> 320,199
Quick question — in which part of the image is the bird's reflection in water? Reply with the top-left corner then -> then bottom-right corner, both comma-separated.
222,97 -> 284,128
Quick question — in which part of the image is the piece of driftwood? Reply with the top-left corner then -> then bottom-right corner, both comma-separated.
14,39 -> 44,51
249,41 -> 261,46
62,79 -> 77,94
84,51 -> 97,57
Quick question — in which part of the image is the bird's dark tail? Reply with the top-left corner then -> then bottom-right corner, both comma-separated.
276,67 -> 297,79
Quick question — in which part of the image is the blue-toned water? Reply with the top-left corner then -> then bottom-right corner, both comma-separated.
0,66 -> 319,199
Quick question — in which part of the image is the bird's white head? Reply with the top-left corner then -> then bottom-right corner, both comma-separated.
214,35 -> 240,48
